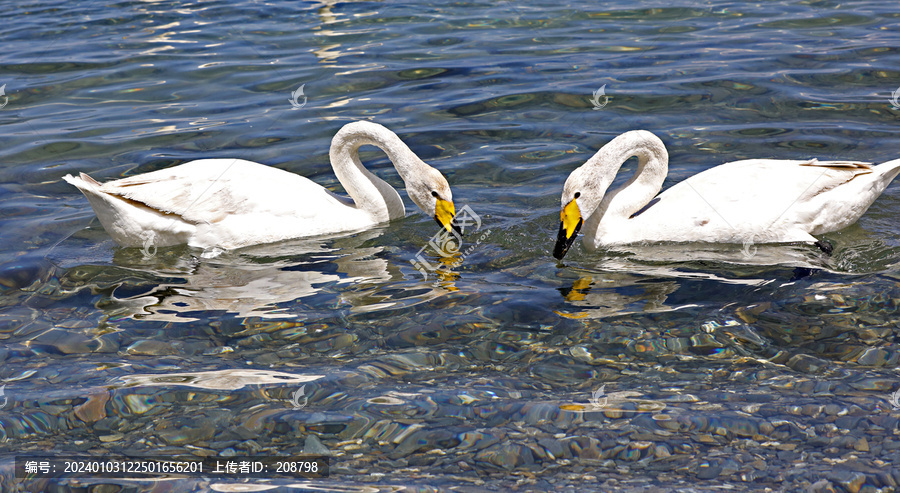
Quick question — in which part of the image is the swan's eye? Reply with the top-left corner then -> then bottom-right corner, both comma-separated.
573,192 -> 581,199
431,191 -> 439,198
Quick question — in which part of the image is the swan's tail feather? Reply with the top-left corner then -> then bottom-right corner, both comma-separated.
62,172 -> 102,191
868,158 -> 900,194
78,172 -> 102,187
875,158 -> 900,177
63,171 -> 192,248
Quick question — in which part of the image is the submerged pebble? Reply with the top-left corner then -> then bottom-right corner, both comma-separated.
125,340 -> 180,356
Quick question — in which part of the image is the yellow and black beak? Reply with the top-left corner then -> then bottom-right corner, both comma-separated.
434,198 -> 461,235
553,199 -> 582,260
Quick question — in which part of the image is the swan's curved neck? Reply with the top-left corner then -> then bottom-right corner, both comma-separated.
329,123 -> 422,222
582,130 -> 669,239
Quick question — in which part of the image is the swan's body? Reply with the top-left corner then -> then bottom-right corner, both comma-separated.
64,121 -> 457,250
554,130 -> 900,259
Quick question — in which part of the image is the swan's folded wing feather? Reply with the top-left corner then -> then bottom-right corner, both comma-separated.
799,159 -> 873,171
790,161 -> 876,202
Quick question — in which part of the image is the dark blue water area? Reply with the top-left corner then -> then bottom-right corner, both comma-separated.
2,0 -> 900,491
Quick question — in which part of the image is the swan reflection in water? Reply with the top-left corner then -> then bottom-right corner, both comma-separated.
555,241 -> 834,320
98,229 -> 441,323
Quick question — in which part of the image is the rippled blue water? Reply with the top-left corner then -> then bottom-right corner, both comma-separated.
2,1 -> 900,491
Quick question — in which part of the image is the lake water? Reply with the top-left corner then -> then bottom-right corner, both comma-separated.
2,0 -> 900,491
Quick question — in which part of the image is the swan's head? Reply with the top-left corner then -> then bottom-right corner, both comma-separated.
553,129 -> 668,260
330,120 -> 460,234
553,165 -> 611,260
407,166 -> 460,235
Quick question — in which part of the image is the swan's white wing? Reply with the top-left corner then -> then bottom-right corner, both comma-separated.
631,159 -> 876,243
666,159 -> 871,209
100,159 -> 348,225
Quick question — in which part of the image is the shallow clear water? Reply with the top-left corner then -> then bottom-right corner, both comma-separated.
2,0 -> 900,491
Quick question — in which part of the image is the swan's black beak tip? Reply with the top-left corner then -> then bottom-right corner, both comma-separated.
553,220 -> 581,260
434,215 -> 463,236
451,219 -> 462,236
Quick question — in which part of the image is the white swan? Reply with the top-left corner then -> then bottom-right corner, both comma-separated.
64,121 -> 458,250
554,130 -> 900,259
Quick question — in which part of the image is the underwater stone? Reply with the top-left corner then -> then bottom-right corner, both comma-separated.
829,471 -> 866,493
696,463 -> 723,479
809,479 -> 838,493
537,437 -> 567,460
786,354 -> 827,374
156,417 -> 216,446
74,392 -> 110,423
126,340 -> 179,356
28,328 -> 97,354
474,443 -> 535,470
303,435 -> 332,456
